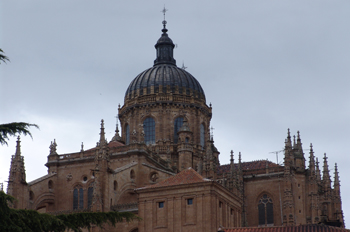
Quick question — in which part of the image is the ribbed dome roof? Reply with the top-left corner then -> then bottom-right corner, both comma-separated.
124,22 -> 206,102
125,64 -> 205,101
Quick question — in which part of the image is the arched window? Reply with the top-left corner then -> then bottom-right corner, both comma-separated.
88,182 -> 93,209
125,124 -> 130,145
258,194 -> 274,226
130,169 -> 135,180
73,185 -> 84,210
174,117 -> 184,144
200,124 -> 205,148
143,117 -> 155,145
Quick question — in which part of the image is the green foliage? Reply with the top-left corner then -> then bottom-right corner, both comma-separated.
0,191 -> 140,232
0,122 -> 39,145
57,211 -> 139,232
0,48 -> 10,64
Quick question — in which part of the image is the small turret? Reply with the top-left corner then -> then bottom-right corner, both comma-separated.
98,119 -> 107,147
334,163 -> 340,195
177,118 -> 193,171
316,157 -> 321,182
92,120 -> 110,212
111,118 -> 122,142
238,152 -> 242,176
322,153 -> 331,190
7,136 -> 28,209
286,128 -> 292,148
284,129 -> 293,175
294,131 -> 305,171
230,150 -> 235,178
308,143 -> 315,176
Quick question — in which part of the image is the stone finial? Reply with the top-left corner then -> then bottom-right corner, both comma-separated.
334,163 -> 340,187
293,135 -> 296,148
316,157 -> 321,181
81,142 -> 84,152
309,143 -> 315,174
98,119 -> 107,146
286,128 -> 292,147
49,139 -> 58,156
111,119 -> 122,142
230,150 -> 234,164
323,153 -> 331,188
15,136 -> 21,157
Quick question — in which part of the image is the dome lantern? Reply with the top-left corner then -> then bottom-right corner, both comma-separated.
154,19 -> 176,66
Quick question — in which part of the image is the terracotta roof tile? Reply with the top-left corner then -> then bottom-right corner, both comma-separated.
140,167 -> 210,189
218,160 -> 282,175
224,225 -> 348,232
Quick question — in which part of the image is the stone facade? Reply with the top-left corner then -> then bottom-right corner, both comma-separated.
6,21 -> 344,232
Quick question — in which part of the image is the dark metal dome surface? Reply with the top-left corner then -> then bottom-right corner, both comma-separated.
125,64 -> 205,101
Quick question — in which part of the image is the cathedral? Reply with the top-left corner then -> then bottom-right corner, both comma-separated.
6,18 -> 344,232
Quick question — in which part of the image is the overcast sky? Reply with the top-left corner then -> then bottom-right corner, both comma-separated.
1,1 -> 349,225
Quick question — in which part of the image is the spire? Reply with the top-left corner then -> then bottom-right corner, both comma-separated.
334,163 -> 340,192
296,131 -> 304,154
230,150 -> 235,177
111,116 -> 122,142
293,135 -> 296,148
80,142 -> 84,152
238,152 -> 242,173
7,136 -> 27,200
286,128 -> 292,148
15,136 -> 21,157
230,150 -> 234,164
309,143 -> 315,175
98,119 -> 107,146
322,153 -> 331,188
297,131 -> 301,145
316,157 -> 321,182
154,7 -> 176,66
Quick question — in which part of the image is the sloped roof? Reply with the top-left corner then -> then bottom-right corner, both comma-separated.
139,167 -> 210,189
28,173 -> 56,186
224,225 -> 348,232
218,160 -> 282,175
85,140 -> 125,151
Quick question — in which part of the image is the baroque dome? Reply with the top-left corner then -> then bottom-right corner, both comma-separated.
124,22 -> 206,103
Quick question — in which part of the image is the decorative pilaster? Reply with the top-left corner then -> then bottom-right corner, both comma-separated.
92,120 -> 110,212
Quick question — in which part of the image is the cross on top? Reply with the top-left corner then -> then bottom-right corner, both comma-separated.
161,6 -> 168,19
161,6 -> 168,27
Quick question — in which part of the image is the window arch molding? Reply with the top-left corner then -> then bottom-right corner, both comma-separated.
257,193 -> 274,226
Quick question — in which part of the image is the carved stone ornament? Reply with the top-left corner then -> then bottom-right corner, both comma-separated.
131,129 -> 137,143
66,173 -> 73,181
150,173 -> 159,182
